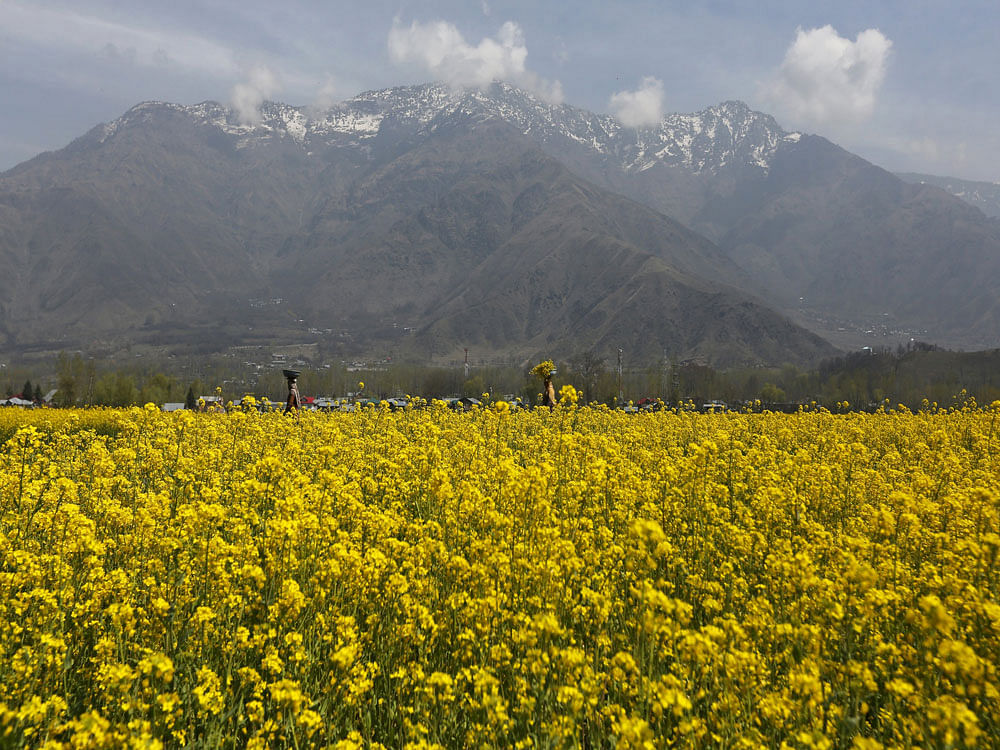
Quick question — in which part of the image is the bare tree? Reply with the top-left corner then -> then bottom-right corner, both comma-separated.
571,349 -> 606,403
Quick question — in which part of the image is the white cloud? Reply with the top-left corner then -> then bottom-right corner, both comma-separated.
387,18 -> 562,101
230,66 -> 280,124
311,75 -> 339,113
765,25 -> 892,125
609,76 -> 665,128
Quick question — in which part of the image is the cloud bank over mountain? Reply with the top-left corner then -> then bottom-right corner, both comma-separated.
765,25 -> 892,126
230,65 -> 280,124
609,77 -> 665,128
387,18 -> 563,102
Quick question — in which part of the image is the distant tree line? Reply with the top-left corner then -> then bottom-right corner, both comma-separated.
44,353 -> 190,407
9,342 -> 1000,410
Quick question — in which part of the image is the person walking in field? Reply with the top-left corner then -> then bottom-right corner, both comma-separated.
542,374 -> 556,410
284,370 -> 301,413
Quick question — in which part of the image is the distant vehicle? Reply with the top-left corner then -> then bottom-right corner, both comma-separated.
312,397 -> 342,411
440,397 -> 481,411
701,400 -> 729,412
637,398 -> 662,412
501,395 -> 528,410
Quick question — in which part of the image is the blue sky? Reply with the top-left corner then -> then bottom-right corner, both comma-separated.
1,0 -> 997,181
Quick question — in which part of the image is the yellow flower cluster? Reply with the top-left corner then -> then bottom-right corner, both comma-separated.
0,403 -> 998,748
530,360 -> 556,380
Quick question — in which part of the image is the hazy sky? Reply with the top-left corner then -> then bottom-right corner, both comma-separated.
1,0 -> 997,181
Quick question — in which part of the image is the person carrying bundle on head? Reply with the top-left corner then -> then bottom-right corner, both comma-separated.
284,370 -> 301,413
531,360 -> 557,411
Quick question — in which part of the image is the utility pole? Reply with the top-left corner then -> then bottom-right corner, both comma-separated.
662,347 -> 668,398
617,348 -> 623,405
670,357 -> 680,407
464,348 -> 470,379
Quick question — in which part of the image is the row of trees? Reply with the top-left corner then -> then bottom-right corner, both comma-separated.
46,353 -> 194,408
11,343 -> 1000,410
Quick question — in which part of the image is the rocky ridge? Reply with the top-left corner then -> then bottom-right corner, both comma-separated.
93,82 -> 798,177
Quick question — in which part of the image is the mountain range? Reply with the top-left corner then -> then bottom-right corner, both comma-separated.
1,81 -> 997,367
896,172 -> 1000,219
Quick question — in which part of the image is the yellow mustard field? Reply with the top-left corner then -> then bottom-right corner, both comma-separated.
0,404 -> 998,749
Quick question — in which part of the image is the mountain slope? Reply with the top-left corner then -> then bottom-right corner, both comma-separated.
317,121 -> 832,366
116,80 -> 999,350
9,79 -> 995,356
240,81 -> 995,350
716,137 -> 1000,347
897,172 -> 1000,219
0,97 -> 835,367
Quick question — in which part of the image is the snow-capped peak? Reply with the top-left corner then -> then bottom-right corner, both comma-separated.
100,82 -> 797,174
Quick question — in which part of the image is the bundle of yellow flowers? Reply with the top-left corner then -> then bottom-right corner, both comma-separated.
530,359 -> 556,380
